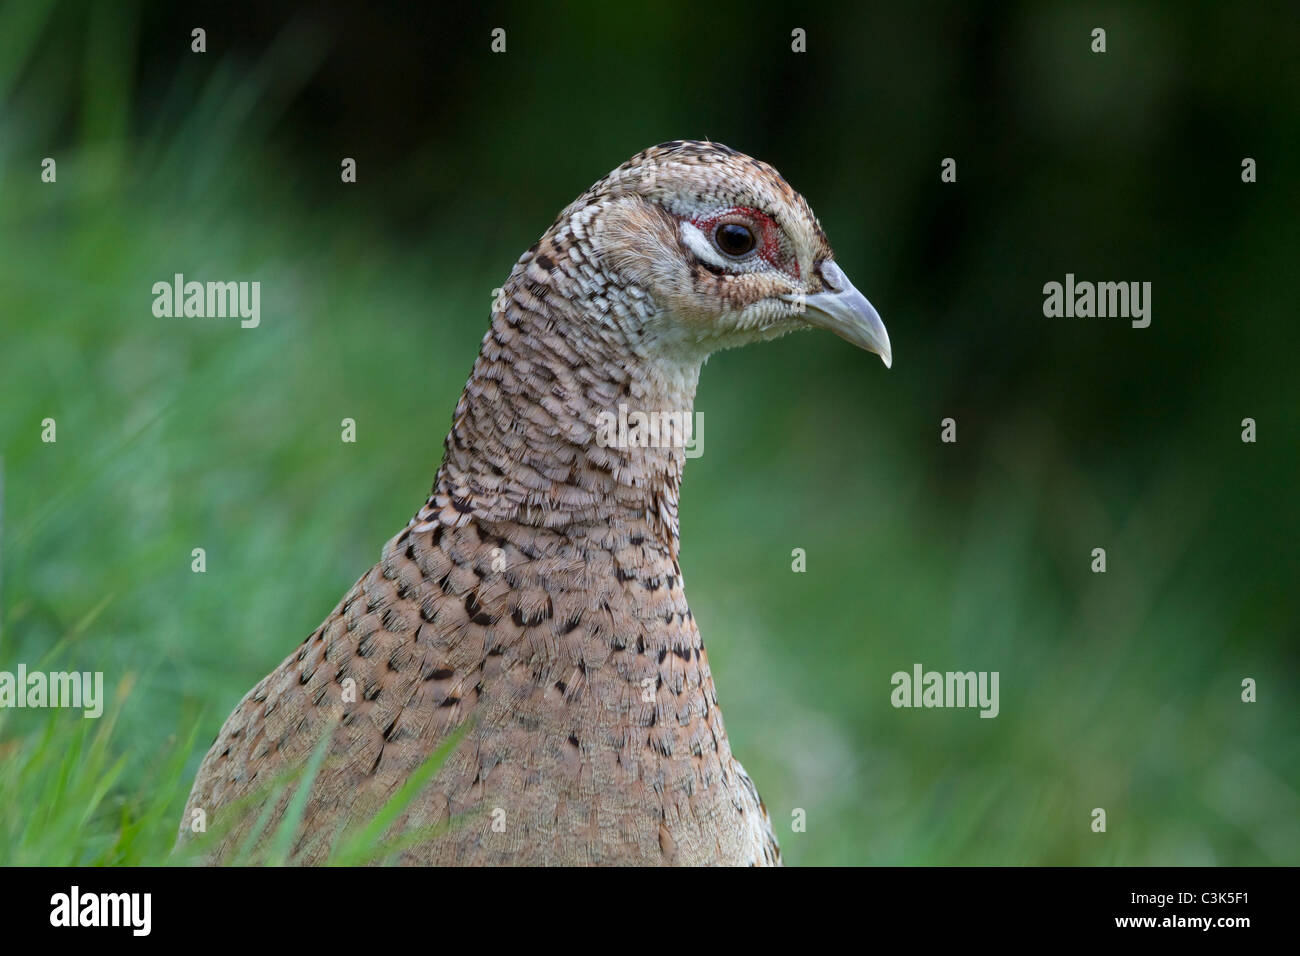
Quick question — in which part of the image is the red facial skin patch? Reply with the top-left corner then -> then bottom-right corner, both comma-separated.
687,206 -> 800,279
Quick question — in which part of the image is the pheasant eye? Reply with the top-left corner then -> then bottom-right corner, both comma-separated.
714,222 -> 756,258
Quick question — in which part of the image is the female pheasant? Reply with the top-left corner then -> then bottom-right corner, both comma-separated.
181,141 -> 891,866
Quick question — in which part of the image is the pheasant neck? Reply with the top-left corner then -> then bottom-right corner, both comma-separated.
421,272 -> 701,554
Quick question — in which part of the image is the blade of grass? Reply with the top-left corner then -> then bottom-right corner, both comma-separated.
263,722 -> 336,866
329,718 -> 471,866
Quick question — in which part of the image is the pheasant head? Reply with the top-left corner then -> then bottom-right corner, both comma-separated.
418,141 -> 890,542
565,139 -> 892,367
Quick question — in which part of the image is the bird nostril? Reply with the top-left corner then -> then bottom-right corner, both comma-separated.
817,260 -> 849,293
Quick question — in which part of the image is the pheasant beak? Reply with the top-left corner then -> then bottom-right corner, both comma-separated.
790,260 -> 892,368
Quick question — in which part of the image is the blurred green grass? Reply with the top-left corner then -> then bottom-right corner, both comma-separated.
1,1 -> 1297,865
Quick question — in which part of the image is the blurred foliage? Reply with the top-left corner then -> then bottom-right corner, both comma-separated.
0,0 -> 1296,864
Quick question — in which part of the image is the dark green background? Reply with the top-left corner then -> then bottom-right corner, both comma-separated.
1,0 -> 1296,864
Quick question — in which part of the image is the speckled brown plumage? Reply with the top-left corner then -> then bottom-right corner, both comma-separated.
180,141 -> 891,866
